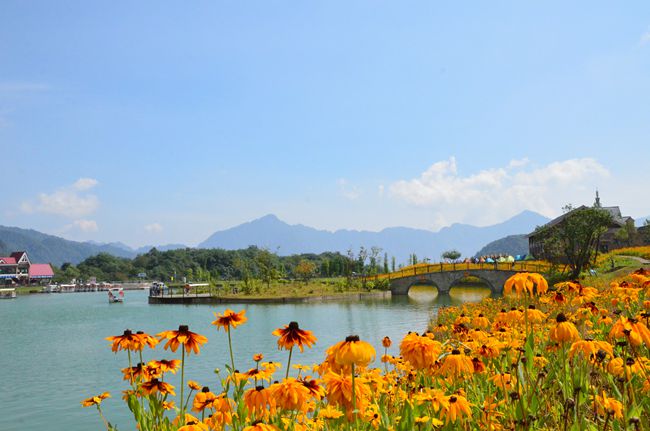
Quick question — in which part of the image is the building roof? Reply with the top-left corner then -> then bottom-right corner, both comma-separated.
0,257 -> 17,264
29,264 -> 54,278
529,205 -> 632,238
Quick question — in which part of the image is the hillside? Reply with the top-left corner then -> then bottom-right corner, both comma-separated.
0,225 -> 135,266
474,234 -> 530,257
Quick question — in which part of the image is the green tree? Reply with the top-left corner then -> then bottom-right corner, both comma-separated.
535,206 -> 613,278
442,250 -> 462,261
391,256 -> 396,272
294,259 -> 316,282
256,248 -> 279,288
383,253 -> 389,274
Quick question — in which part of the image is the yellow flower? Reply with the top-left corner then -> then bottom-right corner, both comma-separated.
212,309 -> 247,331
591,392 -> 623,419
244,386 -> 274,417
317,405 -> 344,419
243,422 -> 278,431
269,378 -> 311,412
437,349 -> 474,379
399,332 -> 442,370
272,321 -> 317,352
81,392 -> 110,407
441,394 -> 473,424
140,379 -> 175,396
549,314 -> 580,343
157,325 -> 208,355
332,335 -> 376,367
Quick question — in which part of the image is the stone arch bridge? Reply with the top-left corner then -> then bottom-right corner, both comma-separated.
365,262 -> 550,296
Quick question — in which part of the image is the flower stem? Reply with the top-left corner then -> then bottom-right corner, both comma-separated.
227,328 -> 235,372
351,363 -> 357,424
285,346 -> 294,379
96,405 -> 110,431
180,347 -> 186,420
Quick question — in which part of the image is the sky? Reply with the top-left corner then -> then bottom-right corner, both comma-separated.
1,1 -> 650,248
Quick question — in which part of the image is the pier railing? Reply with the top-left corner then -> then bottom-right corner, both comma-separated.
363,261 -> 552,283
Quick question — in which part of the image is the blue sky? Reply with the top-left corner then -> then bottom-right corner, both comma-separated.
1,2 -> 649,247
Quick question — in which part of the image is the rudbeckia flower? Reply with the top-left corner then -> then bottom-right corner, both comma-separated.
244,386 -> 274,417
269,378 -> 311,412
317,405 -> 344,419
332,335 -> 376,367
504,273 -> 548,297
106,329 -> 141,352
272,321 -> 317,352
212,309 -> 247,331
549,313 -> 580,343
441,394 -> 473,424
437,349 -> 474,379
399,332 -> 442,370
140,378 -> 175,396
382,336 -> 392,348
192,387 -> 217,412
157,325 -> 208,355
323,371 -> 370,416
81,392 -> 111,407
243,422 -> 278,431
177,414 -> 209,431
591,392 -> 623,419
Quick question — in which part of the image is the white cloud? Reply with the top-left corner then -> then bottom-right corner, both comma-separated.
337,178 -> 361,200
145,223 -> 163,233
389,157 -> 610,228
641,29 -> 650,46
378,184 -> 385,197
73,178 -> 99,191
73,219 -> 98,232
508,158 -> 530,169
21,178 -> 100,218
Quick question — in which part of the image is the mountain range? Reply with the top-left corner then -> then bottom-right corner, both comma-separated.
1,211 -> 550,266
199,211 -> 550,262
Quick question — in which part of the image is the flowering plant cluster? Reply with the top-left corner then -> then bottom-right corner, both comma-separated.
83,269 -> 650,430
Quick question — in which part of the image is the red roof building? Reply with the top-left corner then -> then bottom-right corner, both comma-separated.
0,251 -> 53,284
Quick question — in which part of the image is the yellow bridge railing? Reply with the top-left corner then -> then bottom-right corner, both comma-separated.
363,261 -> 552,282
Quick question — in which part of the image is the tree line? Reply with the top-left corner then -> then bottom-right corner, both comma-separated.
54,246 -> 396,283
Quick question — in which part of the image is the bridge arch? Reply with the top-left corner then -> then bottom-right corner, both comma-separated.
389,269 -> 517,296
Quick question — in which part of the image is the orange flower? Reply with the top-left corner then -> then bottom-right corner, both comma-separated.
272,321 -> 317,352
323,371 -> 370,417
253,353 -> 264,362
332,335 -> 376,367
591,392 -> 623,419
243,422 -> 278,431
244,386 -> 274,417
441,394 -> 473,423
157,325 -> 208,355
140,378 -> 175,396
504,273 -> 548,297
81,392 -> 110,407
134,331 -> 159,350
192,387 -> 217,412
382,336 -> 392,348
212,309 -> 247,331
269,378 -> 311,412
106,329 -> 140,352
549,314 -> 580,343
437,349 -> 474,379
177,414 -> 209,431
399,332 -> 442,370
149,359 -> 181,374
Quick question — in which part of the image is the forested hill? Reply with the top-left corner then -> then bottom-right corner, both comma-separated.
474,234 -> 530,257
0,225 -> 134,266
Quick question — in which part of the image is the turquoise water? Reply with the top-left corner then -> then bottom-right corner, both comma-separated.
0,286 -> 489,431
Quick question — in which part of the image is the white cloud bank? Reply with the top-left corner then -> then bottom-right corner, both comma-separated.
389,157 -> 609,228
144,223 -> 163,233
337,178 -> 361,201
21,178 -> 100,218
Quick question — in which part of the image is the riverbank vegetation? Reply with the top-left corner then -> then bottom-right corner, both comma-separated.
84,267 -> 650,430
53,246 -> 393,285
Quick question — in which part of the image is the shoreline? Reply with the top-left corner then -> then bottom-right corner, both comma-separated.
148,290 -> 391,304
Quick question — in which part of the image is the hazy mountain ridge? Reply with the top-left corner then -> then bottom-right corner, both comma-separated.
474,234 -> 530,258
199,211 -> 550,262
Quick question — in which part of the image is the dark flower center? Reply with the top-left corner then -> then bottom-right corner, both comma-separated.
202,386 -> 210,392
179,325 -> 189,332
288,321 -> 300,330
136,331 -> 144,334
556,313 -> 567,323
345,335 -> 360,342
255,385 -> 265,391
528,305 -> 536,309
449,396 -> 457,403
123,329 -> 132,336
451,349 -> 460,355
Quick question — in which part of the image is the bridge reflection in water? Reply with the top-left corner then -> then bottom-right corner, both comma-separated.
406,283 -> 493,306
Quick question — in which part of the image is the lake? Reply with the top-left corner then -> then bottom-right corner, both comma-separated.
0,285 -> 490,431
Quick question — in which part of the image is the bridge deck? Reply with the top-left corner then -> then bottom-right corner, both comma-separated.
365,261 -> 550,282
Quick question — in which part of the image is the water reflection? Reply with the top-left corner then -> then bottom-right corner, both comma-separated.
407,284 -> 492,306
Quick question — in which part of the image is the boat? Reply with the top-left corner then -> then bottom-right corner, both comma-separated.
108,287 -> 124,303
0,288 -> 17,299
